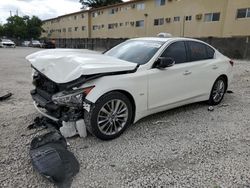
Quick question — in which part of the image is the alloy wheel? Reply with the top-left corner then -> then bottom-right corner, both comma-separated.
212,79 -> 225,103
97,99 -> 128,136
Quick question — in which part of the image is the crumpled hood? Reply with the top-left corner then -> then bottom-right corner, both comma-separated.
26,49 -> 137,84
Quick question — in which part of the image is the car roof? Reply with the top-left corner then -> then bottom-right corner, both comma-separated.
131,37 -> 206,43
130,37 -> 215,49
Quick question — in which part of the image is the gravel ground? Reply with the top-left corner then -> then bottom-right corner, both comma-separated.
0,47 -> 250,188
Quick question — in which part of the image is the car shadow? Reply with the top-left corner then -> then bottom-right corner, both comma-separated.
133,101 -> 207,127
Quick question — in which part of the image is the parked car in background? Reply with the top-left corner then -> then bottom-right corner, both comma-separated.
0,39 -> 16,48
27,36 -> 234,140
29,40 -> 42,48
22,41 -> 30,47
41,41 -> 56,49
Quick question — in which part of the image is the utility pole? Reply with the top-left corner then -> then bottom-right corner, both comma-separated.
10,10 -> 12,17
16,9 -> 18,16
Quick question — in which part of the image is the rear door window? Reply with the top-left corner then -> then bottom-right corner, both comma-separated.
206,45 -> 215,59
187,41 -> 215,61
160,41 -> 187,64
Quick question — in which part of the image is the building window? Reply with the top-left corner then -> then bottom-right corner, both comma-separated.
185,16 -> 192,21
108,23 -> 118,29
108,24 -> 114,29
155,0 -> 165,6
81,14 -> 84,18
74,27 -> 78,31
236,8 -> 250,19
74,15 -> 77,20
108,9 -> 115,15
92,12 -> 98,17
174,16 -> 180,22
122,6 -> 130,11
82,26 -> 86,31
137,3 -> 145,10
63,28 -> 66,32
120,22 -> 123,26
125,21 -> 129,26
92,25 -> 99,30
154,18 -> 164,26
135,20 -> 144,27
68,27 -> 72,32
204,12 -> 220,22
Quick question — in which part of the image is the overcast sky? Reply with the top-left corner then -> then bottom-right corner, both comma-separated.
0,0 -> 82,24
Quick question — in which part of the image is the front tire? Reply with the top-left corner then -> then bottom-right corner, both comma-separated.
84,92 -> 133,140
208,77 -> 227,105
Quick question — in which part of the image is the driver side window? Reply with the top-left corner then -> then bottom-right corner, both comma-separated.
161,41 -> 187,64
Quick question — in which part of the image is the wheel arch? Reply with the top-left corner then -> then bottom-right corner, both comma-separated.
115,90 -> 136,123
87,89 -> 136,124
218,74 -> 228,91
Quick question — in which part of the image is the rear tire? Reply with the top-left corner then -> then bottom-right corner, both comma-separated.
208,77 -> 227,105
84,92 -> 133,140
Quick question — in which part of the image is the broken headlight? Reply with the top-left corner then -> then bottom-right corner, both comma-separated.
52,86 -> 94,107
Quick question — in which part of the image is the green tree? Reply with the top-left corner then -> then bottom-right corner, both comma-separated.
3,15 -> 43,39
0,24 -> 4,36
27,16 -> 43,39
4,16 -> 27,39
80,0 -> 123,9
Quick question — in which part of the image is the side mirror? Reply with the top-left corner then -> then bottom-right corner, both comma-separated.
155,57 -> 175,69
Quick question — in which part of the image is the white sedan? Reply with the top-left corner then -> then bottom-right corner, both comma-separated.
27,37 -> 233,140
0,39 -> 16,48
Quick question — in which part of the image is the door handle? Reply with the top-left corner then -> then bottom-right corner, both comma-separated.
212,65 -> 218,70
183,70 -> 192,75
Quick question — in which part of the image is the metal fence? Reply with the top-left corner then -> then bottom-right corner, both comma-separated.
54,38 -> 127,52
199,37 -> 250,59
53,37 -> 250,59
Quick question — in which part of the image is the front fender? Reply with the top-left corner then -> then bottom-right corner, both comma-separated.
82,73 -> 148,122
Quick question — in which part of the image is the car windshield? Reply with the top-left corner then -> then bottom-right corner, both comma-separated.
104,40 -> 164,64
32,40 -> 40,43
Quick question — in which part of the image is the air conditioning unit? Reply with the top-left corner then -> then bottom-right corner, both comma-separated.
165,18 -> 171,23
196,14 -> 202,20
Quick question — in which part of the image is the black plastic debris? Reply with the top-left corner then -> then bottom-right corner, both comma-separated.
28,117 -> 61,130
0,92 -> 12,101
30,131 -> 79,188
227,90 -> 234,94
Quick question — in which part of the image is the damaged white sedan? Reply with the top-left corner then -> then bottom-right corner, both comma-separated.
27,37 -> 233,140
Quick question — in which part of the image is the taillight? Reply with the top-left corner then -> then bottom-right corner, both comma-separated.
229,60 -> 234,67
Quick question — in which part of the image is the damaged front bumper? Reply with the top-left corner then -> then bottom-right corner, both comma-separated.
31,89 -> 92,122
33,102 -> 59,122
